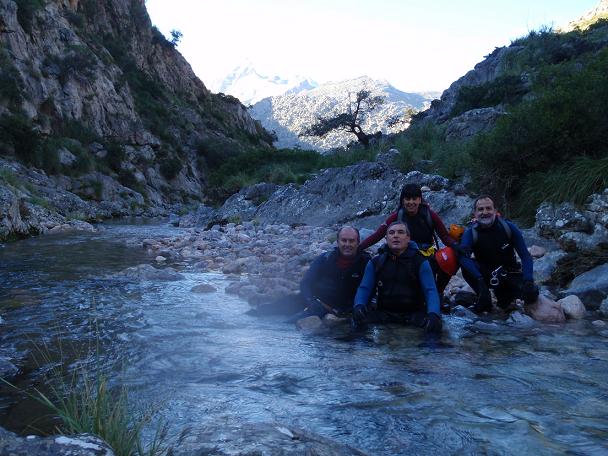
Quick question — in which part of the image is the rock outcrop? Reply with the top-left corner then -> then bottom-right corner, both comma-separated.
0,0 -> 273,240
179,158 -> 473,229
0,427 -> 114,456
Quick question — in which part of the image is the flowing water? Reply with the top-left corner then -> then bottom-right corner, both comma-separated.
1,221 -> 607,455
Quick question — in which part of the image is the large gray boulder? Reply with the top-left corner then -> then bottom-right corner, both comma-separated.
0,427 -> 114,455
561,263 -> 608,309
535,201 -> 592,239
444,107 -> 507,141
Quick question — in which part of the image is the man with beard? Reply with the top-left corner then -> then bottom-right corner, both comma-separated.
459,195 -> 539,313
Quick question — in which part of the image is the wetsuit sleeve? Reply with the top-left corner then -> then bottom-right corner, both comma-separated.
300,254 -> 325,300
458,228 -> 483,280
418,260 -> 440,314
354,261 -> 376,307
359,212 -> 397,251
430,209 -> 456,246
508,221 -> 534,282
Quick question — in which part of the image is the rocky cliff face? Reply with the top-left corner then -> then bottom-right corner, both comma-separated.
0,0 -> 272,240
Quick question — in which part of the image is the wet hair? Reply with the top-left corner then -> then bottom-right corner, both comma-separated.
386,221 -> 410,235
473,194 -> 496,211
337,225 -> 360,243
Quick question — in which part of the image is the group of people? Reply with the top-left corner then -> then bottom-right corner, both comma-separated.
288,184 -> 539,337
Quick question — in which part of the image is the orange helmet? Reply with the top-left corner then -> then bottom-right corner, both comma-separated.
435,246 -> 458,276
449,224 -> 465,241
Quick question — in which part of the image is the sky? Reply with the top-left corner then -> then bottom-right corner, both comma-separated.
145,0 -> 599,93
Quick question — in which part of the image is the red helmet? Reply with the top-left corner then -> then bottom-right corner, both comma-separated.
435,246 -> 458,276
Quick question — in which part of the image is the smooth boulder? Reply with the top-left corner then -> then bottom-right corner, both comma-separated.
558,295 -> 586,319
525,295 -> 566,323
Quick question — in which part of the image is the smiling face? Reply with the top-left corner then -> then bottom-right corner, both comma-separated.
402,195 -> 422,216
337,227 -> 359,258
386,222 -> 410,255
474,197 -> 497,226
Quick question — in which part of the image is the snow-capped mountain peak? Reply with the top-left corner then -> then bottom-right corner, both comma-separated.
212,65 -> 318,105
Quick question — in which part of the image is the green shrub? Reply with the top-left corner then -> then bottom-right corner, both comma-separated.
104,142 -> 125,172
0,113 -> 41,165
451,74 -> 527,116
14,0 -> 44,33
159,156 -> 182,180
467,47 -> 608,217
0,48 -> 24,107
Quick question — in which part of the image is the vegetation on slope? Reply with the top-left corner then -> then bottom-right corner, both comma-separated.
391,20 -> 608,221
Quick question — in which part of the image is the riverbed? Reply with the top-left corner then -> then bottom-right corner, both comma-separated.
1,221 -> 607,455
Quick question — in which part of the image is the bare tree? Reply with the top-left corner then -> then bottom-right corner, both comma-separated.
300,89 -> 385,147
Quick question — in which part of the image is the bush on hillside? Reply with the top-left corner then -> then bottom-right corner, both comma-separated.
468,47 -> 608,218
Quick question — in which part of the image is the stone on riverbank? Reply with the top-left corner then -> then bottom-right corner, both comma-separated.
191,283 -> 217,293
296,316 -> 324,333
114,264 -> 184,281
0,427 -> 114,456
525,295 -> 566,323
561,263 -> 608,310
557,295 -> 586,319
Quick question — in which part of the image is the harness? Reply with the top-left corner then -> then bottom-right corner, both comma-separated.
470,216 -> 512,246
397,204 -> 438,254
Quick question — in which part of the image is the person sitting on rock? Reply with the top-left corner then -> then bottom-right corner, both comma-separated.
285,226 -> 371,321
358,183 -> 461,297
352,221 -> 442,336
458,195 -> 539,313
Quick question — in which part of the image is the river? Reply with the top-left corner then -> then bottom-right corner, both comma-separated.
1,221 -> 607,455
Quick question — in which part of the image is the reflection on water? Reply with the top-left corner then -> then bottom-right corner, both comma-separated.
1,222 -> 607,454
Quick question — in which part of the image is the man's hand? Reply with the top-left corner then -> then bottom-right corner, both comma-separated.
522,281 -> 539,304
451,243 -> 467,257
352,304 -> 367,322
424,312 -> 442,334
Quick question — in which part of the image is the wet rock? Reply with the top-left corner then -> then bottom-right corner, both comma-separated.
190,283 -> 217,293
47,221 -> 97,235
155,255 -> 166,262
528,245 -> 546,258
296,316 -> 324,333
525,295 -> 566,323
0,427 -> 114,455
0,355 -> 18,378
452,305 -> 478,320
599,297 -> 608,317
115,264 -> 184,281
561,263 -> 608,310
592,320 -> 606,327
323,313 -> 349,327
507,311 -> 535,327
471,321 -> 502,332
557,295 -> 586,319
173,422 -> 365,456
533,250 -> 567,284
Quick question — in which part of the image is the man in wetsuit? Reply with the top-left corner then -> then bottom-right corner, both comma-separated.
352,221 -> 442,335
287,226 -> 371,320
459,195 -> 539,313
